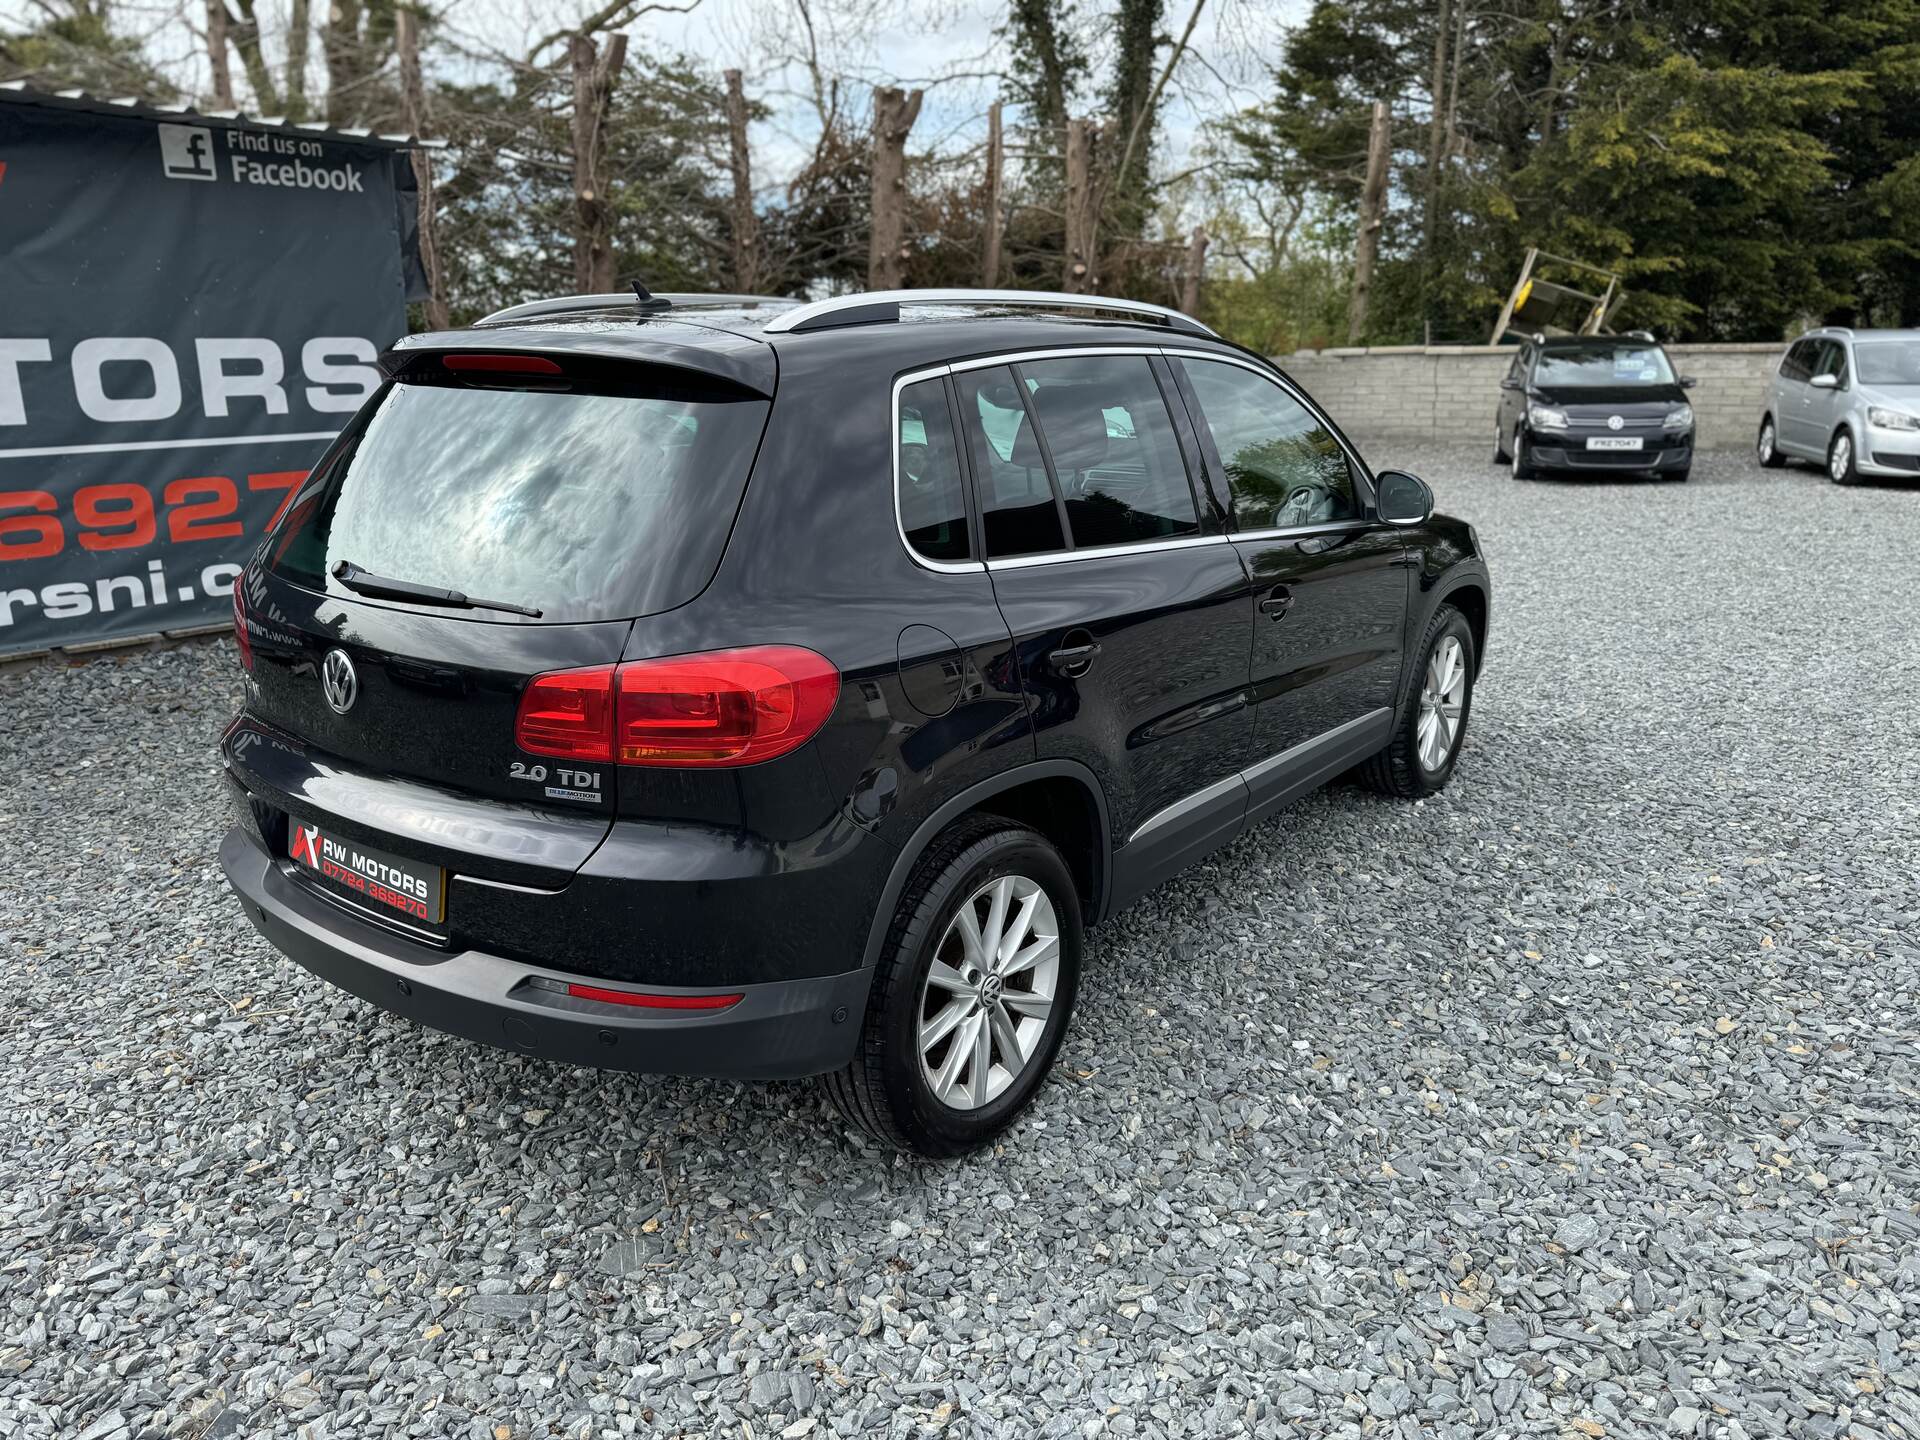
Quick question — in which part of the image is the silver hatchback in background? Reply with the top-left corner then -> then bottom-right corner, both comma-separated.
1757,327 -> 1920,485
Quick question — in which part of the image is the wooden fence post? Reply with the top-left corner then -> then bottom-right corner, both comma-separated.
1180,226 -> 1208,316
396,8 -> 448,329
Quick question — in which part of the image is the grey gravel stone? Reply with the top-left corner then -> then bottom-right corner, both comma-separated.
2,449 -> 1918,1440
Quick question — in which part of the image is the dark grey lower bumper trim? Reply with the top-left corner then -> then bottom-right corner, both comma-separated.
219,826 -> 869,1081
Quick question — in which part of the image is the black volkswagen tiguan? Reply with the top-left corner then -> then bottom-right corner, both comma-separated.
219,288 -> 1493,1156
1494,333 -> 1696,481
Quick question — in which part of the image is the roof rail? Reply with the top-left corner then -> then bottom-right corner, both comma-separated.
759,288 -> 1217,337
1813,325 -> 1854,337
476,292 -> 796,327
1625,329 -> 1656,342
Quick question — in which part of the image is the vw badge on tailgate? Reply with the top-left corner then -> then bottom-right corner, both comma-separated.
321,648 -> 359,714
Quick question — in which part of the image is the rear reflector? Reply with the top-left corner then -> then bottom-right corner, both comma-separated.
515,665 -> 615,761
565,983 -> 744,1011
442,353 -> 564,375
516,646 -> 839,769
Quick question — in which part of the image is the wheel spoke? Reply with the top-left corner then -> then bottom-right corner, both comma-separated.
920,997 -> 971,1051
932,1012 -> 981,1100
987,999 -> 1025,1070
1001,933 -> 1057,978
953,905 -> 990,970
970,1009 -> 993,1106
981,877 -> 1013,957
926,957 -> 972,996
1003,989 -> 1052,1022
996,889 -> 1042,969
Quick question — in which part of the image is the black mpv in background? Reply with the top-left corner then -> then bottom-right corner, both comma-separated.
219,288 -> 1493,1156
1495,333 -> 1697,481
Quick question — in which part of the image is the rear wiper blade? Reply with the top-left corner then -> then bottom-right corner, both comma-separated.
332,561 -> 543,619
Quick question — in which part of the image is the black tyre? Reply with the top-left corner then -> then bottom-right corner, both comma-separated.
1756,416 -> 1785,468
1828,428 -> 1862,486
1493,421 -> 1510,464
1358,604 -> 1476,799
1670,466 -> 1692,483
822,816 -> 1083,1157
1510,427 -> 1537,480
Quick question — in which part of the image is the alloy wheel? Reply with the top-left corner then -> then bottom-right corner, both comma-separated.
1511,430 -> 1523,478
1758,422 -> 1774,464
1830,434 -> 1851,482
917,874 -> 1060,1111
1417,635 -> 1467,773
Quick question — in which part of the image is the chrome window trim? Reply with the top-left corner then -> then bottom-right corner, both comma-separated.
986,533 -> 1230,571
891,362 -> 984,574
949,343 -> 1165,374
1161,346 -> 1379,510
1228,519 -> 1373,543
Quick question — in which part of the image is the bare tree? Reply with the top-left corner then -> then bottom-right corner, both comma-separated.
1347,100 -> 1390,343
396,6 -> 448,328
981,100 -> 1004,288
868,84 -> 922,290
571,30 -> 629,293
205,0 -> 234,106
1064,117 -> 1099,292
1179,226 -> 1208,315
724,68 -> 760,292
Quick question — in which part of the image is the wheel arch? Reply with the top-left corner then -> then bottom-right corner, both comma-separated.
863,761 -> 1113,969
1439,579 -> 1490,673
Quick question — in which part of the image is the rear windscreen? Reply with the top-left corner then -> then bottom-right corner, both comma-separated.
269,374 -> 770,623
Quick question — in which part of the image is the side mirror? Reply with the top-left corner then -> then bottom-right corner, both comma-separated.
1375,469 -> 1434,527
1810,373 -> 1839,390
1680,376 -> 1698,390
1499,377 -> 1523,392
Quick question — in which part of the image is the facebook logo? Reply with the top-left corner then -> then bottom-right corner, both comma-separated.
157,124 -> 218,182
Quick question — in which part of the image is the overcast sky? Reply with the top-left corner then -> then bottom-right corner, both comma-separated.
9,0 -> 1307,185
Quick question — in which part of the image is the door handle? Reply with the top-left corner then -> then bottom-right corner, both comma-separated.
1259,585 -> 1295,620
1047,640 -> 1101,676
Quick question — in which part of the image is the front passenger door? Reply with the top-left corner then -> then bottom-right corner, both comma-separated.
1171,356 -> 1408,826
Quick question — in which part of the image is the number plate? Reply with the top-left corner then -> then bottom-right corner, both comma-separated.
288,822 -> 445,925
1586,436 -> 1643,451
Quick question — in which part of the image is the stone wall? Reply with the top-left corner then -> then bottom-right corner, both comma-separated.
1271,341 -> 1783,452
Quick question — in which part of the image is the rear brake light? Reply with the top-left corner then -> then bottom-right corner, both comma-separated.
515,647 -> 838,769
442,353 -> 564,375
565,983 -> 743,1011
232,584 -> 253,672
515,665 -> 614,761
615,646 -> 839,767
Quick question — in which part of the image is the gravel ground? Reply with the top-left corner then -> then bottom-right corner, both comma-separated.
4,447 -> 1919,1440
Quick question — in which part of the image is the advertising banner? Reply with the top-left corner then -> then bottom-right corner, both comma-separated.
0,98 -> 417,655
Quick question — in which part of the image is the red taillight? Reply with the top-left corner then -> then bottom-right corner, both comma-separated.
565,983 -> 743,1011
515,665 -> 615,761
515,647 -> 838,769
232,584 -> 253,672
441,353 -> 563,375
615,646 -> 839,767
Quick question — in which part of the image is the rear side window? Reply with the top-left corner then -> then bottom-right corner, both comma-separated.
1178,359 -> 1359,530
269,374 -> 769,623
896,377 -> 970,562
1780,341 -> 1813,383
953,366 -> 1066,559
1017,355 -> 1199,548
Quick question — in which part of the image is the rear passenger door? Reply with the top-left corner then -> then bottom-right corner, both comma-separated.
1775,340 -> 1816,453
1170,354 -> 1408,827
952,351 -> 1256,901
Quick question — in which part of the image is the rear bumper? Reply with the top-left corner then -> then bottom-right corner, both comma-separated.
219,825 -> 869,1080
